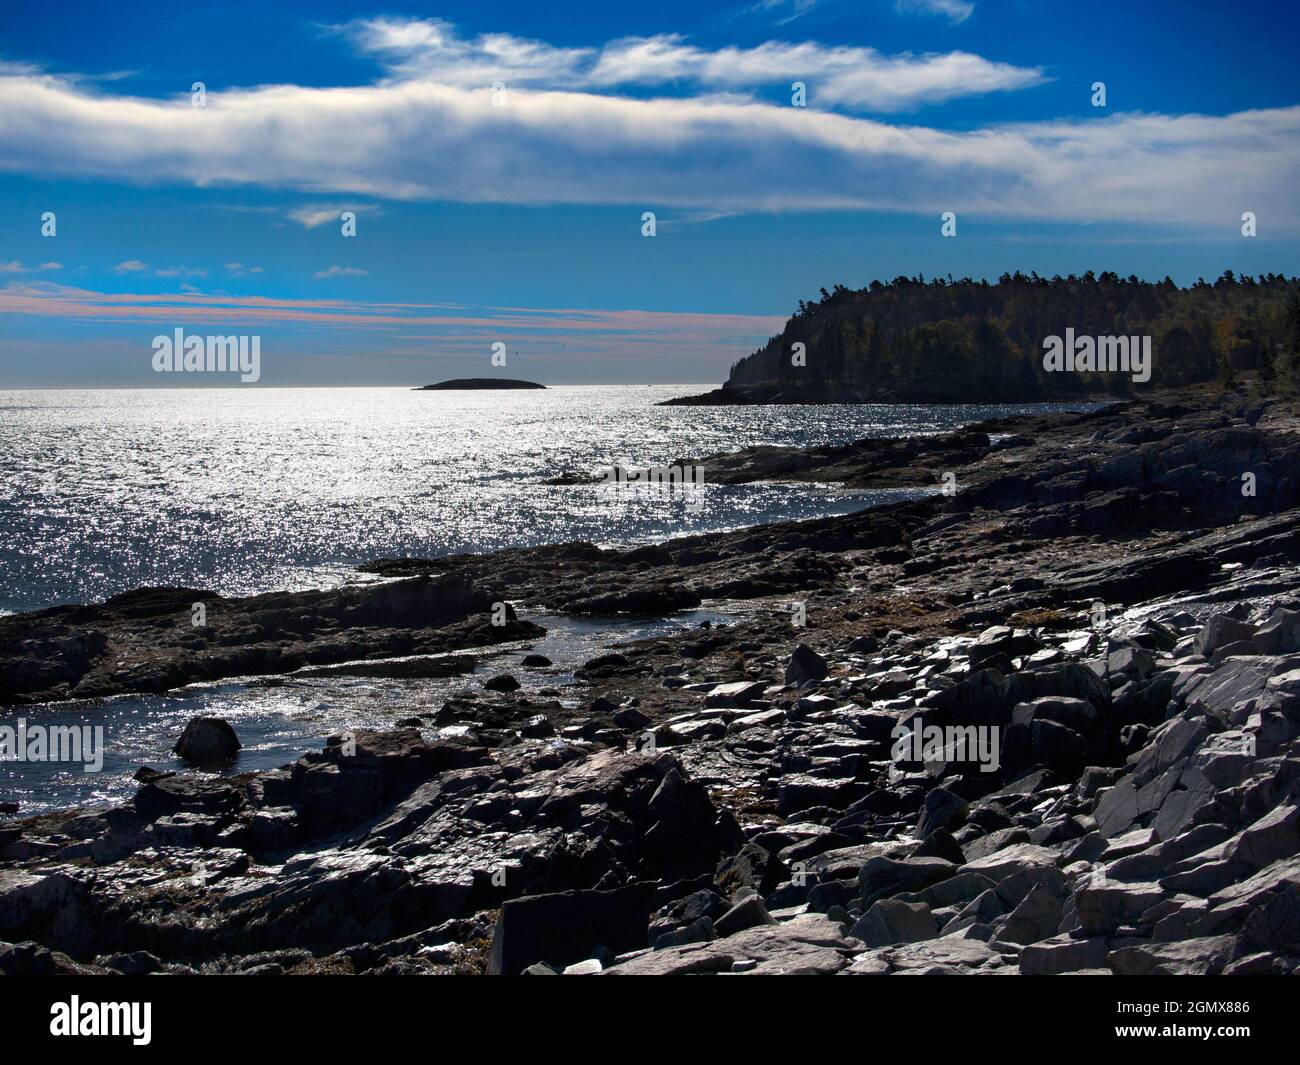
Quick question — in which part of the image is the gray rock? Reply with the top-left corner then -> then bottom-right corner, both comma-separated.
993,883 -> 1063,945
1018,933 -> 1110,975
1075,880 -> 1166,934
705,680 -> 767,708
850,899 -> 938,947
1108,934 -> 1239,975
1194,614 -> 1258,657
602,913 -> 857,975
713,894 -> 777,937
843,931 -> 1005,975
859,856 -> 958,906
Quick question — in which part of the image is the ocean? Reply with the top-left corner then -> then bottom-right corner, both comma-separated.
0,385 -> 1085,814
0,385 -> 1079,614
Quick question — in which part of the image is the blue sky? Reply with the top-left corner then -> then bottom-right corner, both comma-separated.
1,0 -> 1297,386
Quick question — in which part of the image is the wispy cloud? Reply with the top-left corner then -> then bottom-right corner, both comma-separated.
111,259 -> 149,274
313,265 -> 368,279
896,0 -> 975,25
0,281 -> 786,380
288,204 -> 381,229
740,0 -> 820,26
0,280 -> 783,332
586,36 -> 1041,109
0,260 -> 62,273
224,262 -> 263,276
153,265 -> 207,278
340,18 -> 1035,110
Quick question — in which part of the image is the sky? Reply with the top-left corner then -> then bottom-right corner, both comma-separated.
0,0 -> 1297,387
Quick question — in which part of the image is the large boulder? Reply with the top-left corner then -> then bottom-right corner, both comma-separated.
172,717 -> 241,763
850,899 -> 938,948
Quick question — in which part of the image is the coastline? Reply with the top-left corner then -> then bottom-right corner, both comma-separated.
4,382 -> 1300,976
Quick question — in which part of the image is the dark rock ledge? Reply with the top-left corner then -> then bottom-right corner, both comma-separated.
0,575 -> 539,706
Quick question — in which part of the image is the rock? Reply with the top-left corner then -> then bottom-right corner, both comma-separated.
843,931 -> 1005,975
970,626 -> 1043,670
913,827 -> 966,865
521,654 -> 552,667
993,884 -> 1063,945
484,674 -> 521,692
1252,608 -> 1300,655
785,644 -> 829,685
1075,880 -> 1167,935
916,787 -> 969,838
859,856 -> 958,906
1240,882 -> 1300,953
1108,935 -> 1239,975
850,899 -> 938,948
172,717 -> 241,763
705,680 -> 767,707
519,714 -> 554,739
1194,614 -> 1258,657
613,705 -> 652,730
1018,933 -> 1111,975
602,913 -> 857,975
487,883 -> 657,975
97,950 -> 163,975
713,895 -> 777,937
1230,804 -> 1300,871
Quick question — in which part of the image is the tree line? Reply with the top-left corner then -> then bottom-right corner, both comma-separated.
724,272 -> 1300,401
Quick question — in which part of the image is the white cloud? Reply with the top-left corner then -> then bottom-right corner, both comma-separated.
288,204 -> 380,228
339,17 -> 595,88
342,18 -> 1039,111
896,0 -> 975,25
153,265 -> 207,278
111,260 -> 149,274
0,24 -> 1295,229
0,260 -> 65,273
587,36 -> 1042,109
314,265 -> 368,279
224,262 -> 263,276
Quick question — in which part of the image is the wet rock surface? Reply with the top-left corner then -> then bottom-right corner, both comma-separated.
0,574 -> 540,705
3,384 -> 1300,975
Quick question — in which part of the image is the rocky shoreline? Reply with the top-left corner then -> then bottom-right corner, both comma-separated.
3,383 -> 1300,975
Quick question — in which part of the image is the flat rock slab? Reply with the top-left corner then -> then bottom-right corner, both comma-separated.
602,914 -> 859,976
842,932 -> 1011,975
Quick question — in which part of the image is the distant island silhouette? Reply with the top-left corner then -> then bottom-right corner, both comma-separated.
415,378 -> 547,390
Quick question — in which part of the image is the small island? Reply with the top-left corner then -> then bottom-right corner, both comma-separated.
415,378 -> 546,390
